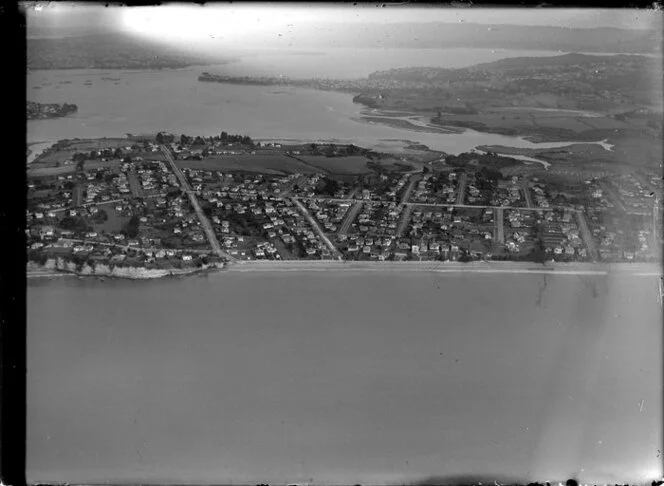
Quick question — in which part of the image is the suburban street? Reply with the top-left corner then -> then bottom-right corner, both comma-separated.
395,204 -> 414,237
127,170 -> 143,198
399,174 -> 419,205
160,145 -> 237,262
598,181 -> 627,213
338,201 -> 363,235
59,238 -> 212,255
289,197 -> 342,258
495,207 -> 505,243
575,211 -> 599,262
456,172 -> 468,205
520,182 -> 533,208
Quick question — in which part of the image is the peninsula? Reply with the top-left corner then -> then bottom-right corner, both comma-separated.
26,131 -> 662,279
27,101 -> 78,120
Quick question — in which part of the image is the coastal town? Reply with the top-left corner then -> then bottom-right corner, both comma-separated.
26,131 -> 662,278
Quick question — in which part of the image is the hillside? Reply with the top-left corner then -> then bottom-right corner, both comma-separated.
27,33 -> 227,70
257,22 -> 662,54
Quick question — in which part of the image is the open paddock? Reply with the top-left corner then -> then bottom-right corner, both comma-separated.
28,159 -> 124,177
295,155 -> 373,174
176,154 -> 318,175
57,138 -> 133,151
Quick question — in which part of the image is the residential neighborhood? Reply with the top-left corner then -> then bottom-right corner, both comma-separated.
26,134 -> 662,273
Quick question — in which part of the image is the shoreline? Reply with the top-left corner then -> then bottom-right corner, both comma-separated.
28,260 -> 662,280
224,259 -> 662,276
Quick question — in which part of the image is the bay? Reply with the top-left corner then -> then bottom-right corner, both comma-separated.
27,272 -> 662,484
27,48 -> 612,158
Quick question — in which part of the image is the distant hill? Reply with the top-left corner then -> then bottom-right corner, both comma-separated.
368,53 -> 660,83
259,22 -> 662,54
27,33 -> 229,70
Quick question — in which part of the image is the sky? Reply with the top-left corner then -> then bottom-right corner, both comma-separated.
24,2 -> 662,40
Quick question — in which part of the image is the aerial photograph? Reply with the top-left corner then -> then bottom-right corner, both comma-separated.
24,3 -> 662,486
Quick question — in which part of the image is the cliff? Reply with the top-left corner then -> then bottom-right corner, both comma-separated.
29,258 -> 224,280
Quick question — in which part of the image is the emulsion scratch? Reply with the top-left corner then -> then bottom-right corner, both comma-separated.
536,274 -> 548,307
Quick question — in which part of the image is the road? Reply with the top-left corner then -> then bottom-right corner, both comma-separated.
399,174 -> 419,205
73,184 -> 83,207
59,238 -> 212,255
290,197 -> 342,258
160,145 -> 236,262
338,201 -> 363,235
395,204 -> 414,237
495,207 -> 505,244
575,211 -> 599,262
296,196 -> 577,213
598,181 -> 626,213
277,174 -> 309,198
127,170 -> 143,198
347,187 -> 360,199
456,172 -> 468,205
405,202 -> 577,212
520,182 -> 533,208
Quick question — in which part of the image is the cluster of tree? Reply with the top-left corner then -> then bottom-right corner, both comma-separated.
122,215 -> 140,238
155,132 -> 175,144
91,209 -> 108,223
308,143 -> 366,157
59,216 -> 91,233
474,167 -> 502,191
219,131 -> 253,146
315,177 -> 342,196
27,249 -> 49,266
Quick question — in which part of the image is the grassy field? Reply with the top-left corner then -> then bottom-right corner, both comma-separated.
176,154 -> 319,175
28,159 -> 124,177
32,138 -> 135,168
294,155 -> 373,174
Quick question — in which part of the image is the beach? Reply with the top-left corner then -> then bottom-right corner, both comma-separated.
28,259 -> 663,280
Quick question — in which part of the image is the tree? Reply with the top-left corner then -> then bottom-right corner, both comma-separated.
156,132 -> 164,144
458,251 -> 472,262
92,209 -> 108,222
123,215 -> 140,238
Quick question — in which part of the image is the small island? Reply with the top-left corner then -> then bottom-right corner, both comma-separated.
27,101 -> 78,120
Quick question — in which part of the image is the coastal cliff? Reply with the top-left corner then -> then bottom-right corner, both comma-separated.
28,258 -> 224,280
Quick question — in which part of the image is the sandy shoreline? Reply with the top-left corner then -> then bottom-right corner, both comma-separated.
27,260 -> 662,280
223,259 -> 662,276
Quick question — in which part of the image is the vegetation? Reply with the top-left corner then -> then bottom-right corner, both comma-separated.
59,216 -> 91,233
122,215 -> 140,238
